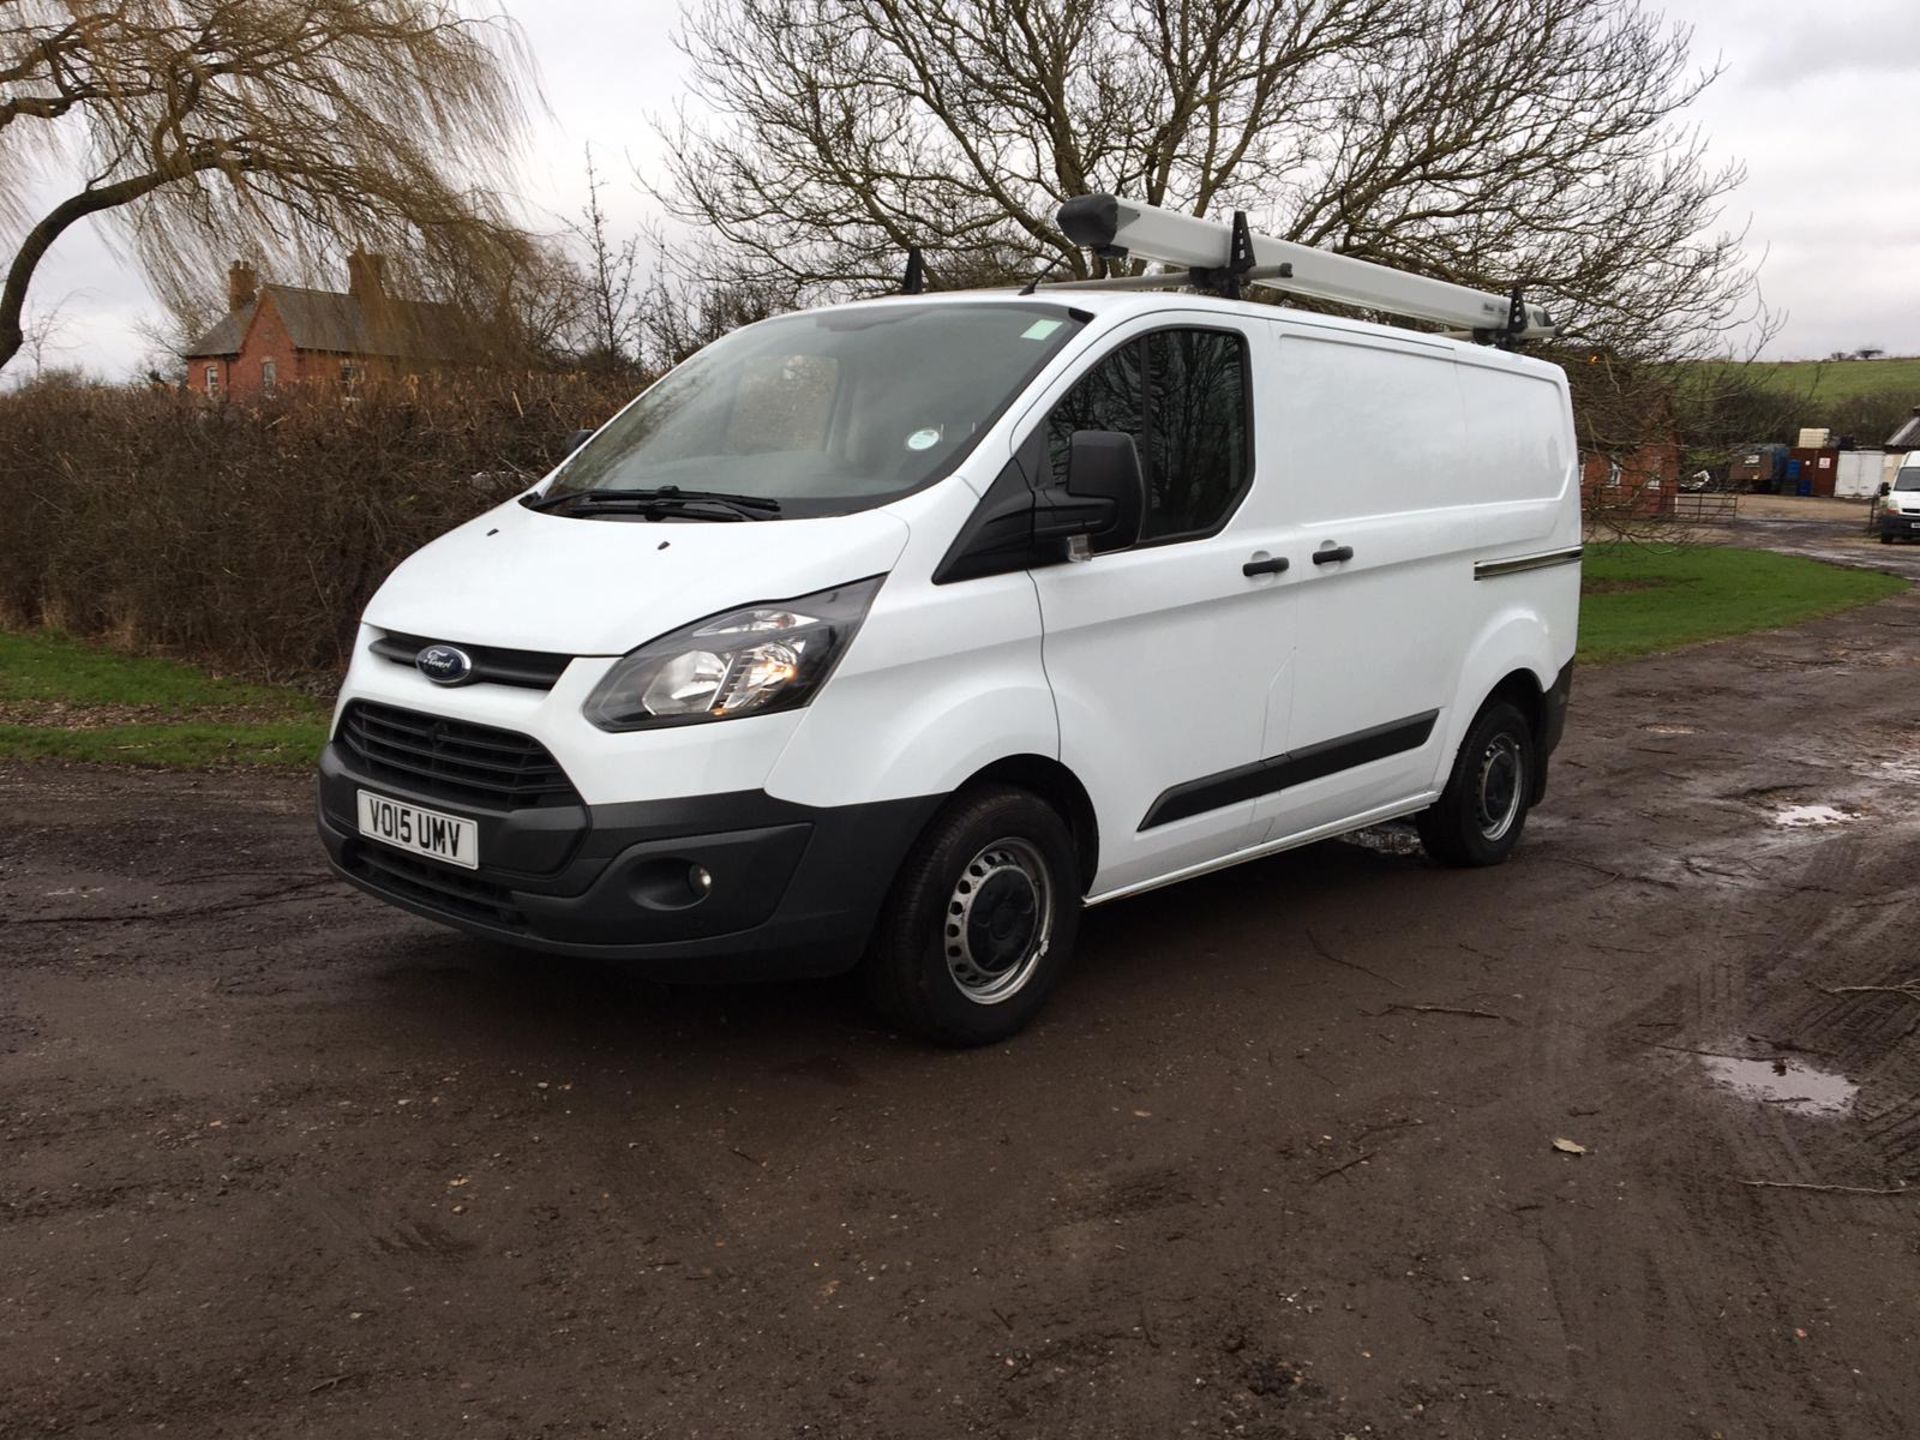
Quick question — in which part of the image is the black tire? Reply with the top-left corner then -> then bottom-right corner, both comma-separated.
863,783 -> 1081,1047
1880,532 -> 1894,544
1417,700 -> 1534,868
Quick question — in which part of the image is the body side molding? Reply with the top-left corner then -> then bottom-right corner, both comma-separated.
1139,710 -> 1440,831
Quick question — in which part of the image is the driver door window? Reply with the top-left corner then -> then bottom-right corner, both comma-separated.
1043,328 -> 1250,542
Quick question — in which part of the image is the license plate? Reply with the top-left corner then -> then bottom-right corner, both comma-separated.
356,790 -> 479,869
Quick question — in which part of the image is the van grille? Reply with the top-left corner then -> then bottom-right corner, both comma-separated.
369,630 -> 572,691
337,702 -> 580,810
348,841 -> 528,930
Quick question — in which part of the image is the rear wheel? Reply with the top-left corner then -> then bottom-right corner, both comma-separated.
1417,700 -> 1534,868
863,784 -> 1081,1047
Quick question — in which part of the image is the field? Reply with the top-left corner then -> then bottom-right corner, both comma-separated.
1722,355 -> 1920,405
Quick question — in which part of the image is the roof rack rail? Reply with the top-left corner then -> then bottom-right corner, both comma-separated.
1050,194 -> 1554,345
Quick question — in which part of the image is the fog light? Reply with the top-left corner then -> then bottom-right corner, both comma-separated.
689,864 -> 713,897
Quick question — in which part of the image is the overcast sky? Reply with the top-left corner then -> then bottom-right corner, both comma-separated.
16,0 -> 1920,380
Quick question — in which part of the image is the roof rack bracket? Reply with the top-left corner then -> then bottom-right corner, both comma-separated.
1186,210 -> 1259,299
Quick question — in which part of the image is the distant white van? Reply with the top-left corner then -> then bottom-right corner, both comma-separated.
318,199 -> 1580,1045
1879,453 -> 1920,541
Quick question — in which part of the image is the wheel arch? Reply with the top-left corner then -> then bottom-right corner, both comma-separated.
960,754 -> 1100,896
1486,666 -> 1547,741
1445,608 -> 1563,797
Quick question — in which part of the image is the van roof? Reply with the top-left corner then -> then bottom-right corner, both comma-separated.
816,288 -> 1566,379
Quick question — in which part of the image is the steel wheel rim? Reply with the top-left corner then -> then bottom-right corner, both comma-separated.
1475,733 -> 1524,842
943,837 -> 1054,1005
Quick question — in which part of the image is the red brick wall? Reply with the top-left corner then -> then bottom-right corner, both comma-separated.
1581,440 -> 1680,518
222,297 -> 303,402
186,357 -> 229,398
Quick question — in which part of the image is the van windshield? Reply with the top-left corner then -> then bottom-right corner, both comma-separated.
1895,468 -> 1920,492
542,302 -> 1086,518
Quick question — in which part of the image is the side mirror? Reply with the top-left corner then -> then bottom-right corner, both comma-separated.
564,427 -> 595,455
1034,429 -> 1144,555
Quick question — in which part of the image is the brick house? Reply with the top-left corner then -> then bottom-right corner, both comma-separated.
182,252 -> 468,401
1580,439 -> 1681,519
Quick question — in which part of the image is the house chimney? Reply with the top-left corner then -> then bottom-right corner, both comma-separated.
347,249 -> 387,302
228,261 -> 257,312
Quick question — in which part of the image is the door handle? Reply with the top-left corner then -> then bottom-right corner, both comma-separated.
1242,554 -> 1290,577
1311,544 -> 1354,565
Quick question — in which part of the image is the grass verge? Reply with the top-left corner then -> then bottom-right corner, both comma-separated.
0,720 -> 327,769
1578,543 -> 1905,664
0,629 -> 327,770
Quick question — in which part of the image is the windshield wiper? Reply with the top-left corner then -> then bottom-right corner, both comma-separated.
524,486 -> 782,520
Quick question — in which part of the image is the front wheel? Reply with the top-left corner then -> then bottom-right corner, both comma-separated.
1417,700 -> 1534,867
863,784 -> 1081,1047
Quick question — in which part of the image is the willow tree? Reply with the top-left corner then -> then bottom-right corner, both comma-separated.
0,0 -> 535,372
662,0 -> 1757,366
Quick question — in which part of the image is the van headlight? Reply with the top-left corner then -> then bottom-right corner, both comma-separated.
583,576 -> 883,731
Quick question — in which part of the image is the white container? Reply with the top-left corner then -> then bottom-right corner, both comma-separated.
1798,427 -> 1832,450
1835,450 -> 1885,498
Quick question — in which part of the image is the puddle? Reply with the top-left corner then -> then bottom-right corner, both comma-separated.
1773,804 -> 1856,828
1701,1055 -> 1856,1116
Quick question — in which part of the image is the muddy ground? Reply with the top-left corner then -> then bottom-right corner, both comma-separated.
5,587 -> 1920,1437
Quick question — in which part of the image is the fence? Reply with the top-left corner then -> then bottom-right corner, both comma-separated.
1669,493 -> 1739,524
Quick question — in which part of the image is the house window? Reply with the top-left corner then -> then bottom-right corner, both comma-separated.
261,359 -> 277,393
205,364 -> 220,395
339,360 -> 361,388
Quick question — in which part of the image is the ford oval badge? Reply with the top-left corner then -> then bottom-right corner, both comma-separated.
416,644 -> 474,686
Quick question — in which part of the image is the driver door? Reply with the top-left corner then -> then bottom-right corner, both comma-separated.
1026,318 -> 1300,898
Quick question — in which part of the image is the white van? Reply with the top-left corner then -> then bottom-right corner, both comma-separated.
1879,453 -> 1920,541
318,202 -> 1580,1045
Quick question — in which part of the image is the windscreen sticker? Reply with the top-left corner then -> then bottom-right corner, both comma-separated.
906,427 -> 942,451
1021,319 -> 1064,340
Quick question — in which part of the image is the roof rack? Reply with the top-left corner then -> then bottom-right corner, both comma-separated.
1050,194 -> 1554,346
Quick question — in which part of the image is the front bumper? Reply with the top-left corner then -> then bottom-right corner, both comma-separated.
1880,511 -> 1920,538
317,742 -> 940,979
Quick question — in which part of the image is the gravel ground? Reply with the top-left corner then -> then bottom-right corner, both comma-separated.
4,580 -> 1919,1438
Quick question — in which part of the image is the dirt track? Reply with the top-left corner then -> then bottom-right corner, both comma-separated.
5,589 -> 1920,1438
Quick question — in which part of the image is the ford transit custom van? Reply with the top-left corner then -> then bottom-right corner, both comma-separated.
318,199 -> 1579,1045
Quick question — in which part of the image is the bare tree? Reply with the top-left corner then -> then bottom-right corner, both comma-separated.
13,287 -> 76,373
662,0 -> 1757,363
0,0 -> 537,373
564,146 -> 644,373
640,264 -> 789,369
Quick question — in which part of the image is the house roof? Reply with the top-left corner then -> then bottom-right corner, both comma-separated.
182,284 -> 470,361
183,304 -> 255,359
1888,408 -> 1920,449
